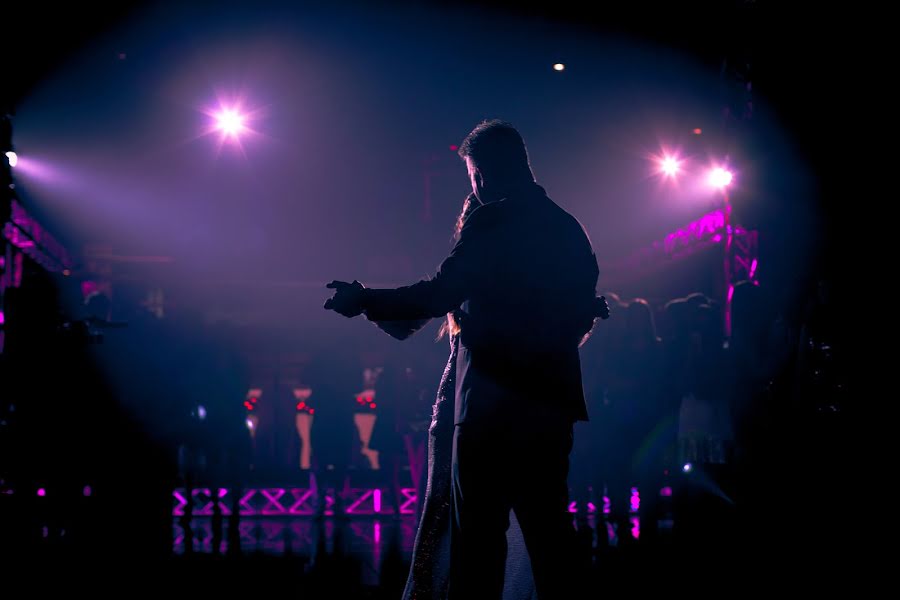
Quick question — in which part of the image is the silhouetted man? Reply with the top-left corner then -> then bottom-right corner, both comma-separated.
325,120 -> 608,598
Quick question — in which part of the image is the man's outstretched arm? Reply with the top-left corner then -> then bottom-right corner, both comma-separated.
324,202 -> 495,322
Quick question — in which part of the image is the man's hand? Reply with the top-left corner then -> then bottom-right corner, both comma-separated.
595,295 -> 611,320
324,280 -> 367,318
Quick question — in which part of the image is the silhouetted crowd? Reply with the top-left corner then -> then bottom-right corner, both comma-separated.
0,270 -> 849,591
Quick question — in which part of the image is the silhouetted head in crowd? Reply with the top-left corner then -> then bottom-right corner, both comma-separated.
625,298 -> 660,346
663,297 -> 691,343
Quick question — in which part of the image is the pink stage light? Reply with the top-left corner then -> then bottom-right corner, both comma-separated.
660,156 -> 680,178
37,488 -> 46,497
707,167 -> 733,188
214,109 -> 245,138
201,97 -> 263,153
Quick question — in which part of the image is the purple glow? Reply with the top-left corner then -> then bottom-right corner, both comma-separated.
662,210 -> 727,255
172,491 -> 189,516
3,201 -> 73,272
173,487 -> 418,516
400,488 -> 418,514
707,167 -> 733,188
682,463 -> 693,474
0,311 -> 4,326
37,488 -> 46,497
287,488 -> 316,515
373,489 -> 382,513
712,234 -> 723,243
260,488 -> 287,515
374,522 -> 381,544
660,486 -> 673,497
749,259 -> 758,279
727,285 -> 735,303
83,485 -> 92,497
630,487 -> 640,513
568,501 -> 598,514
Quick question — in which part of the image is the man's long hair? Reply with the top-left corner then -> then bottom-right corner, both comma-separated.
437,193 -> 479,339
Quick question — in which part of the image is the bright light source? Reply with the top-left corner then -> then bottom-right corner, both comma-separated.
197,405 -> 207,420
215,109 -> 245,137
708,167 -> 733,188
682,463 -> 693,474
553,63 -> 565,71
5,151 -> 17,167
660,156 -> 680,177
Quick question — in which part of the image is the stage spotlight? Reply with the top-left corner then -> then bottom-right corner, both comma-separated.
197,405 -> 207,420
707,167 -> 733,188
215,109 -> 245,137
682,463 -> 693,474
660,156 -> 680,177
553,63 -> 565,71
5,151 -> 16,167
37,488 -> 47,497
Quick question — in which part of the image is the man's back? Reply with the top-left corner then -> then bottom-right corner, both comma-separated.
453,184 -> 599,424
